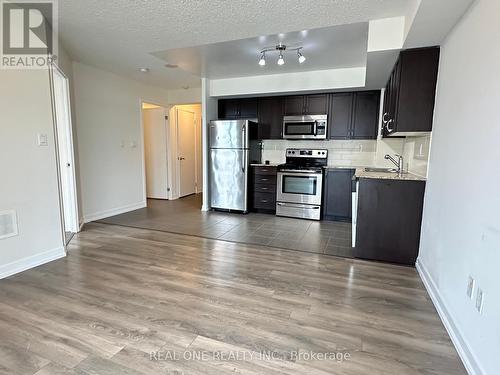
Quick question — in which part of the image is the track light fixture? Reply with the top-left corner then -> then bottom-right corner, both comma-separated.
258,43 -> 306,66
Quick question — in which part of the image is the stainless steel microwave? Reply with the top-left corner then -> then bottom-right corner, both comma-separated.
282,115 -> 327,140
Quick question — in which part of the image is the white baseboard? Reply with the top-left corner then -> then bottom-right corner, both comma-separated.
83,201 -> 147,223
416,259 -> 482,375
78,218 -> 85,232
0,247 -> 66,279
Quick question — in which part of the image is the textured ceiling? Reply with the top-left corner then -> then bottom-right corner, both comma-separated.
57,0 -> 475,90
58,0 -> 415,89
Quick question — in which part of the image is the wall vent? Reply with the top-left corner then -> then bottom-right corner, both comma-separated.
0,210 -> 18,239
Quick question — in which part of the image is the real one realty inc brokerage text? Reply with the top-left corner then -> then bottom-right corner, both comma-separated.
150,350 -> 352,362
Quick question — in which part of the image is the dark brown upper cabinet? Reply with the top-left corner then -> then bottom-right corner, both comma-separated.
283,95 -> 304,116
383,47 -> 440,137
218,91 -> 378,140
284,94 -> 328,116
352,91 -> 380,139
329,91 -> 380,140
257,96 -> 283,139
218,98 -> 258,119
329,93 -> 353,139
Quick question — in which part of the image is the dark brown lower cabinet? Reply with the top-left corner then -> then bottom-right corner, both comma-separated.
323,168 -> 355,222
355,178 -> 426,265
250,166 -> 277,213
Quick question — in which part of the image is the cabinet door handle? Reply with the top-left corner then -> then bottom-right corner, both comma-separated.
386,119 -> 394,133
261,187 -> 268,190
382,112 -> 389,124
261,178 -> 269,182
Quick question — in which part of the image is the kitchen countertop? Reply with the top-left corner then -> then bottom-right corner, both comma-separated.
324,165 -> 366,170
355,168 -> 426,181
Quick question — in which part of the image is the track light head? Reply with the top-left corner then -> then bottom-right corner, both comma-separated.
258,53 -> 266,66
277,53 -> 285,65
298,50 -> 306,64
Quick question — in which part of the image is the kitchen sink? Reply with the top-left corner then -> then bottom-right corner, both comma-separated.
364,167 -> 399,173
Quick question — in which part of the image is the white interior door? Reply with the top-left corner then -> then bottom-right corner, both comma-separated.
177,109 -> 196,197
52,66 -> 78,235
143,107 -> 168,199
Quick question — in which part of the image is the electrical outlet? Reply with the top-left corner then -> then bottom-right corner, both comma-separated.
475,288 -> 484,313
466,276 -> 475,299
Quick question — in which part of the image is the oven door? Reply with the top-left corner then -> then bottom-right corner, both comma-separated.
277,171 -> 323,205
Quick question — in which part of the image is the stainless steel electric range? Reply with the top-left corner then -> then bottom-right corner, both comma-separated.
276,149 -> 328,220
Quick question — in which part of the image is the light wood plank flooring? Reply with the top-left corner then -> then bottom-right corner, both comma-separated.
0,223 -> 466,374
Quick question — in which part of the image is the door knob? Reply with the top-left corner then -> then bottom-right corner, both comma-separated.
179,156 -> 185,160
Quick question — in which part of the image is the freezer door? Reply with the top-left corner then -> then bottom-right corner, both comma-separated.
210,120 -> 249,149
210,149 -> 248,211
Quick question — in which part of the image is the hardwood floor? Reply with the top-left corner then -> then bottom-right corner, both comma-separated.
0,223 -> 466,374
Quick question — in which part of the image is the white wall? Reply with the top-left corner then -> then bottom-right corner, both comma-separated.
417,1 -> 500,374
72,62 -> 171,222
201,78 -> 217,211
209,68 -> 366,97
168,87 -> 201,105
0,69 -> 65,278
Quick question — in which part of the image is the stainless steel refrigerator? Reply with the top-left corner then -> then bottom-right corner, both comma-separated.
209,119 -> 261,212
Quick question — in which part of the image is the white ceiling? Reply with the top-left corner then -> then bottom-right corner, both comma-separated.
57,0 -> 475,90
153,23 -> 369,79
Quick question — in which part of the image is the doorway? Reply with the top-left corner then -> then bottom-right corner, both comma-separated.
51,65 -> 79,244
141,102 -> 202,205
177,108 -> 197,197
142,102 -> 169,200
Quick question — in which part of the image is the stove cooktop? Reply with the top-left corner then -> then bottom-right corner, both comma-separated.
277,148 -> 328,172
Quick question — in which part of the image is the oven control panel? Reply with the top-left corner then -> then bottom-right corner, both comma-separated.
286,149 -> 328,158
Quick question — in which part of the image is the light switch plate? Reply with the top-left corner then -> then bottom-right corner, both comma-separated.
475,288 -> 484,313
37,133 -> 48,146
466,276 -> 475,299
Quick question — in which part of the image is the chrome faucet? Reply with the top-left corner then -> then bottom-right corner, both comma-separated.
385,154 -> 404,173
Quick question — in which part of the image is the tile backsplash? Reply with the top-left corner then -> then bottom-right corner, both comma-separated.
402,134 -> 431,177
261,136 -> 430,176
262,139 -> 403,168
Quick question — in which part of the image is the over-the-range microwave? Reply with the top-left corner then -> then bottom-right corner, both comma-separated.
282,115 -> 327,140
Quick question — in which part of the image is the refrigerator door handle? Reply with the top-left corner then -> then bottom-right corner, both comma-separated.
241,124 -> 246,149
241,148 -> 246,173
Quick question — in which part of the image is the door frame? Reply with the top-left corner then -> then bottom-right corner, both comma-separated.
49,63 -> 80,247
175,107 -> 198,197
139,99 -> 171,201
